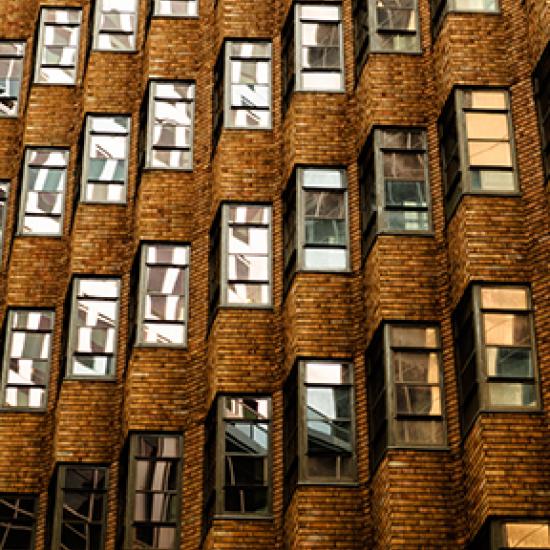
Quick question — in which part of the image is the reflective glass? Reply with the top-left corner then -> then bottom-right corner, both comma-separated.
223,397 -> 270,420
305,362 -> 352,384
135,461 -> 178,491
396,385 -> 441,415
390,326 -> 438,348
486,347 -> 532,377
480,287 -> 528,309
487,382 -> 536,407
304,247 -> 346,269
133,526 -> 176,549
393,352 -> 439,383
156,0 -> 198,16
483,313 -> 530,346
504,522 -> 550,548
302,169 -> 343,188
137,435 -> 180,458
227,205 -> 269,224
395,419 -> 444,444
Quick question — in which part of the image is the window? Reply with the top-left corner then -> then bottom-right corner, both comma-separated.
283,167 -> 349,290
359,128 -> 431,256
453,285 -> 539,434
0,494 -> 37,549
438,88 -> 517,218
470,518 -> 550,549
283,360 -> 356,502
146,82 -> 195,170
93,0 -> 138,52
125,434 -> 182,549
367,324 -> 447,470
209,204 -> 272,318
153,0 -> 198,16
52,465 -> 108,550
431,0 -> 499,36
66,278 -> 120,379
282,3 -> 344,101
18,148 -> 69,236
0,181 -> 8,260
204,396 -> 272,518
34,8 -> 82,85
534,42 -> 550,186
1,309 -> 54,410
137,243 -> 190,347
0,41 -> 25,116
82,115 -> 130,203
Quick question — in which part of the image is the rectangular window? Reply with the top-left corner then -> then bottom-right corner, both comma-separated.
1,310 -> 54,410
281,9 -> 296,112
137,243 -> 190,347
209,203 -> 272,314
0,494 -> 37,548
359,128 -> 431,257
125,434 -> 182,549
82,115 -> 130,203
204,396 -> 272,517
283,167 -> 349,289
146,81 -> 194,170
431,0 -> 499,36
0,41 -> 25,116
154,0 -> 198,16
67,278 -> 120,379
0,181 -> 8,260
534,43 -> 550,186
367,324 -> 447,470
18,148 -> 69,236
352,0 -> 369,79
471,518 -> 550,549
93,0 -> 138,52
34,8 -> 82,85
453,285 -> 539,434
52,465 -> 108,550
438,88 -> 517,218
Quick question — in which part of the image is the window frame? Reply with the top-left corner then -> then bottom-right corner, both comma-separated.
65,276 -> 121,381
470,517 -> 550,549
152,0 -> 199,18
34,7 -> 82,86
145,80 -> 195,171
0,40 -> 26,117
533,42 -> 550,187
0,493 -> 38,549
92,0 -> 139,53
51,464 -> 109,550
0,180 -> 9,264
124,432 -> 183,550
17,147 -> 69,237
135,241 -> 190,348
81,113 -> 131,204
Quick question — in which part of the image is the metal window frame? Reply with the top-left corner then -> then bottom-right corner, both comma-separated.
0,40 -> 26,117
152,0 -> 199,18
213,394 -> 273,518
145,80 -> 195,171
296,358 -> 358,484
0,308 -> 54,412
51,463 -> 109,550
0,493 -> 38,549
223,39 -> 273,131
218,202 -> 273,309
0,180 -> 9,265
34,7 -> 82,85
533,42 -> 550,186
17,147 -> 69,237
124,432 -> 183,549
81,113 -> 131,204
135,241 -> 190,348
431,0 -> 501,38
294,2 -> 345,93
92,0 -> 139,53
66,276 -> 121,381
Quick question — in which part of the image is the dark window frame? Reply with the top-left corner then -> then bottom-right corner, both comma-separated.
0,180 -> 9,265
469,516 -> 550,549
533,41 -> 550,187
0,493 -> 38,550
431,0 -> 501,39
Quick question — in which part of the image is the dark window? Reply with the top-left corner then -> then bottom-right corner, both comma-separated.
281,8 -> 296,113
0,180 -> 7,263
0,42 -> 25,117
534,42 -> 550,186
0,495 -> 36,549
352,0 -> 369,79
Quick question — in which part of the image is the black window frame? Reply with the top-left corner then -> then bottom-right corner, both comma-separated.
469,516 -> 550,549
0,493 -> 37,550
533,41 -> 550,187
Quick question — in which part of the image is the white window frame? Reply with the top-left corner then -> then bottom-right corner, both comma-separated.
93,0 -> 139,52
0,41 -> 26,117
153,0 -> 199,17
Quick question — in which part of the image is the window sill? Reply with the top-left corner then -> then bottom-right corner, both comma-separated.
212,513 -> 273,521
152,15 -> 199,20
91,48 -> 138,54
134,343 -> 188,350
79,200 -> 127,206
367,48 -> 422,56
64,376 -> 117,382
0,407 -> 46,413
32,82 -> 77,87
296,480 -> 359,488
142,166 -> 193,173
15,233 -> 63,238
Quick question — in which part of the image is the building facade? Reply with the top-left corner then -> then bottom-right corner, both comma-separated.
0,0 -> 549,548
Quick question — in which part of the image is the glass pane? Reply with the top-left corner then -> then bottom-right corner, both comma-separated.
224,486 -> 268,513
4,386 -> 45,408
377,2 -> 416,31
228,108 -> 270,128
134,493 -> 178,522
142,322 -> 184,345
231,60 -> 269,85
12,310 -> 53,330
228,227 -> 268,254
303,247 -> 347,269
227,205 -> 269,224
137,435 -> 180,457
76,327 -> 116,354
504,522 -> 550,547
305,454 -> 354,480
301,71 -> 342,91
230,42 -> 270,57
145,295 -> 184,321
156,0 -> 198,16
470,169 -> 515,191
227,283 -> 269,304
395,419 -> 444,445
302,45 -> 340,69
387,210 -> 429,230
393,351 -> 439,383
305,191 -> 345,220
88,159 -> 126,181
154,82 -> 194,100
382,129 -> 424,149
231,84 -> 269,108
147,266 -> 185,294
154,100 -> 191,125
135,460 -> 178,491
28,167 -> 65,191
78,279 -> 118,298
483,313 -> 530,346
9,332 -> 50,359
153,125 -> 190,147
151,149 -> 192,169
487,382 -> 536,407
465,112 -> 509,140
225,455 -> 266,484
133,525 -> 175,550
396,385 -> 441,415
468,140 -> 512,166
146,245 -> 188,265
304,362 -> 352,384
28,150 -> 68,166
307,387 -> 350,418
223,397 -> 270,420
77,300 -> 117,327
65,466 -> 106,489
25,191 -> 63,214
384,151 -> 424,181
43,25 -> 79,47
390,326 -> 438,348
385,179 -> 426,207
228,254 -> 268,281
463,90 -> 506,109
89,135 -> 126,159
300,5 -> 340,20
85,182 -> 125,202
22,215 -> 61,235
43,8 -> 81,24
90,116 -> 128,133
480,287 -> 528,309
96,33 -> 135,51
486,347 -> 532,377
225,422 -> 269,453
72,356 -> 112,376
302,169 -> 344,188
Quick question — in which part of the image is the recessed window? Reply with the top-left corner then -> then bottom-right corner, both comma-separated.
209,203 -> 272,320
153,0 -> 198,16
454,285 -> 539,434
146,81 -> 194,170
82,115 -> 130,203
18,148 -> 69,236
431,0 -> 499,36
0,181 -> 8,261
1,310 -> 54,410
137,243 -> 190,347
534,42 -> 550,186
52,465 -> 108,550
67,278 -> 120,379
359,128 -> 432,257
34,8 -> 82,85
0,41 -> 25,116
471,518 -> 550,549
204,396 -> 272,519
367,324 -> 447,470
438,88 -> 517,218
93,0 -> 138,52
283,360 -> 356,503
0,494 -> 37,548
125,434 -> 182,549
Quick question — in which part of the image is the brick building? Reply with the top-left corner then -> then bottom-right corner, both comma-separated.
0,0 -> 548,548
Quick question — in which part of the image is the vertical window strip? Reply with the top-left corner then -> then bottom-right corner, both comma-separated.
138,243 -> 189,346
154,0 -> 198,17
94,0 -> 138,51
0,181 -> 8,262
282,9 -> 296,112
0,41 -> 25,116
1,310 -> 54,410
83,115 -> 130,203
19,148 -> 68,236
148,82 -> 194,170
0,495 -> 37,549
352,0 -> 369,78
35,8 -> 81,85
534,45 -> 550,184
